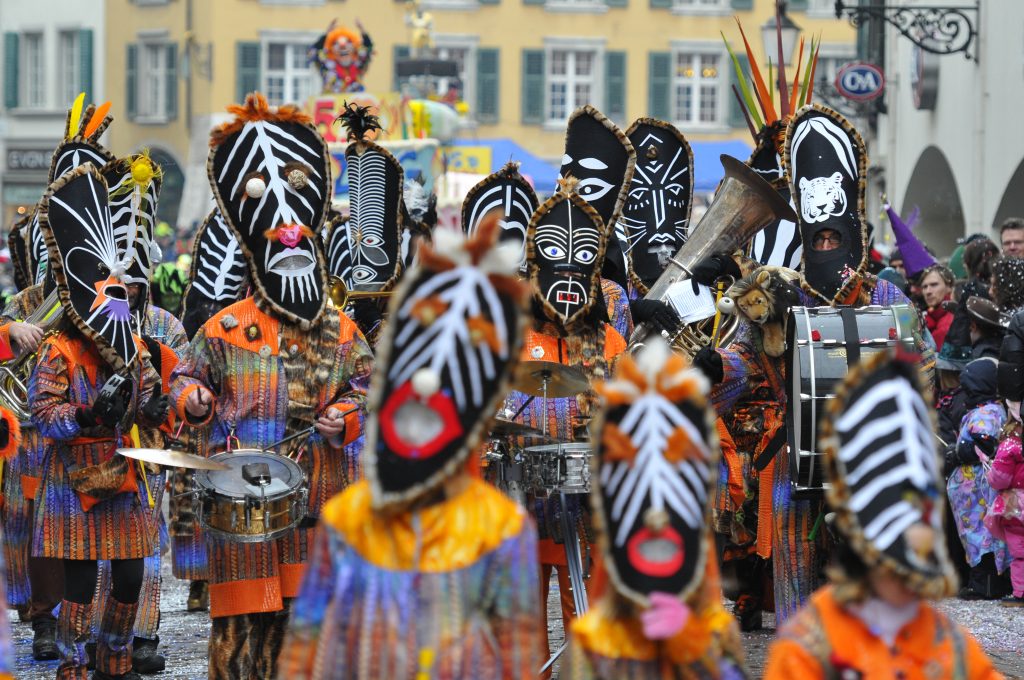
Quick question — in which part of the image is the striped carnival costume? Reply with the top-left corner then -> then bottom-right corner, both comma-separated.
171,94 -> 372,680
0,402 -> 24,680
280,217 -> 543,679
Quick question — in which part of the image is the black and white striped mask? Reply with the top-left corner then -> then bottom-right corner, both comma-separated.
208,94 -> 331,327
181,209 -> 248,339
461,162 -> 538,270
104,157 -> 162,316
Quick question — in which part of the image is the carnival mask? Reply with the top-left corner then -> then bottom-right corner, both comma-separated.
461,162 -> 538,269
105,156 -> 162,317
365,221 -> 527,508
558,105 -> 635,230
747,122 -> 802,270
785,105 -> 867,302
620,119 -> 693,292
593,339 -> 717,604
527,187 -> 606,330
181,209 -> 248,339
823,352 -> 955,598
39,164 -> 137,373
49,95 -> 115,186
208,94 -> 330,327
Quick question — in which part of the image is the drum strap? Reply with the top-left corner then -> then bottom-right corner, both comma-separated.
753,426 -> 786,472
840,307 -> 861,367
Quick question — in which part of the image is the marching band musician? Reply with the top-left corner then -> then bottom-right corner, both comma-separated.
0,397 -> 23,680
765,352 -> 1000,680
0,97 -> 117,664
170,94 -> 372,680
564,339 -> 745,679
279,218 -> 542,679
31,161 -> 171,680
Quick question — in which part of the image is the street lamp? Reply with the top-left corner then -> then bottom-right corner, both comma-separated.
761,1 -> 802,67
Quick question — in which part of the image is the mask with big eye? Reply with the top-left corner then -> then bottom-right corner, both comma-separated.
104,156 -> 163,319
208,94 -> 331,327
461,163 -> 539,270
592,342 -> 718,605
557,105 -> 636,230
527,190 -> 607,330
620,119 -> 694,293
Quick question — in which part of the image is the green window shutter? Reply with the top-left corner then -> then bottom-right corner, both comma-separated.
606,0 -> 628,7
236,41 -> 261,103
476,47 -> 499,125
523,0 -> 545,5
79,29 -> 93,103
393,45 -> 410,93
478,0 -> 500,4
789,0 -> 808,9
648,51 -> 670,120
126,44 -> 137,120
649,0 -> 671,8
728,53 -> 751,129
165,43 -> 178,120
521,49 -> 545,125
730,0 -> 753,9
604,51 -> 626,124
4,33 -> 18,110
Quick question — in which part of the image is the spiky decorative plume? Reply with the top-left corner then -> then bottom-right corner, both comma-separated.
335,101 -> 382,143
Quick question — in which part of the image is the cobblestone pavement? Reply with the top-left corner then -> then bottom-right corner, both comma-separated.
9,568 -> 1024,678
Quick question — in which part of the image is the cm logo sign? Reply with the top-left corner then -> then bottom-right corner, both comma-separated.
835,62 -> 886,102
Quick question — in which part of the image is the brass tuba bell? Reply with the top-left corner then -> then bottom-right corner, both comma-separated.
326,275 -> 394,309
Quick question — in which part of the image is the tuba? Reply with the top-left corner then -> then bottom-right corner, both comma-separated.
628,155 -> 797,355
326,275 -> 395,310
0,287 -> 64,421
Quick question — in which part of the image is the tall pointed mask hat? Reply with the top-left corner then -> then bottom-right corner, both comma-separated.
885,203 -> 936,279
461,162 -> 538,270
593,338 -> 718,605
39,164 -> 138,373
180,209 -> 248,339
785,104 -> 868,304
105,154 -> 162,320
620,119 -> 693,293
8,211 -> 34,292
527,180 -> 607,332
328,102 -> 404,294
49,93 -> 115,186
27,209 -> 49,287
822,351 -> 956,598
365,218 -> 528,509
208,93 -> 331,328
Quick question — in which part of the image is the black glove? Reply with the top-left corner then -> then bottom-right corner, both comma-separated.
692,347 -> 724,385
141,393 -> 170,424
630,299 -> 681,335
953,439 -> 980,466
91,391 -> 127,429
75,406 -> 97,429
942,445 -> 960,477
690,254 -> 742,287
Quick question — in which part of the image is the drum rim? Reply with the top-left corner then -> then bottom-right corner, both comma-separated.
523,443 -> 593,454
193,449 -> 305,499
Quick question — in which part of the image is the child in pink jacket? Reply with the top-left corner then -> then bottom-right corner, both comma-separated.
986,400 -> 1024,606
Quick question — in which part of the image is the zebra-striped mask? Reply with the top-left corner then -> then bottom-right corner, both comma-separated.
208,93 -> 331,327
593,339 -> 718,606
104,156 -> 162,322
461,162 -> 538,270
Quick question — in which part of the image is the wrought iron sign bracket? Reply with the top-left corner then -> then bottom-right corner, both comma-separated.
834,0 -> 979,63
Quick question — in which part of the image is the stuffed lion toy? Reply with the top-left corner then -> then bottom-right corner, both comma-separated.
717,266 -> 802,357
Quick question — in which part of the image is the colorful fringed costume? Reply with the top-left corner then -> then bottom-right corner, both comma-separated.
0,405 -> 23,680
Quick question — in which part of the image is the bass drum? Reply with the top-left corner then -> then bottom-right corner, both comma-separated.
785,304 -> 925,499
193,449 -> 308,542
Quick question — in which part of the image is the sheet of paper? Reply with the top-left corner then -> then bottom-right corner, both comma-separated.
664,280 -> 717,324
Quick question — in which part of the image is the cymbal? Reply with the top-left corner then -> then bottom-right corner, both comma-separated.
490,418 -> 557,441
512,361 -> 590,398
117,448 -> 230,471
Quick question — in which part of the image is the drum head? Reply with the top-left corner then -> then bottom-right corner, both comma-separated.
524,443 -> 592,455
195,450 -> 304,499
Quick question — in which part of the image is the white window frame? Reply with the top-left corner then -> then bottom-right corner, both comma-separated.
19,31 -> 46,110
671,0 -> 730,16
807,0 -> 837,18
432,34 -> 479,124
133,0 -> 171,5
545,0 -> 608,14
259,30 -> 320,107
57,29 -> 80,109
136,39 -> 171,123
420,0 -> 480,10
543,37 -> 604,129
669,41 -> 729,131
816,45 -> 858,92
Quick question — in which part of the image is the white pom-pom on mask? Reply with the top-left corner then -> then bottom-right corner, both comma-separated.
412,368 -> 441,399
245,176 -> 267,199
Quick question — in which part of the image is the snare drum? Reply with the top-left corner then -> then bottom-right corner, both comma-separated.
522,443 -> 593,495
785,304 -> 924,498
193,449 -> 308,542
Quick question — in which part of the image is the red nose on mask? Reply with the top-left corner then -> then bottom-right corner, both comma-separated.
264,223 -> 314,248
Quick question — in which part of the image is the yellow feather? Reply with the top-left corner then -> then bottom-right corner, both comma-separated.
68,92 -> 86,139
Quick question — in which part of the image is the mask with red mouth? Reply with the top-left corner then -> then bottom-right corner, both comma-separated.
208,93 -> 331,328
365,217 -> 528,509
38,163 -> 138,373
592,338 -> 718,606
527,182 -> 607,331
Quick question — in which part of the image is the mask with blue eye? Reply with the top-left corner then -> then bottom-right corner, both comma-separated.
620,119 -> 694,293
527,188 -> 608,330
557,105 -> 636,232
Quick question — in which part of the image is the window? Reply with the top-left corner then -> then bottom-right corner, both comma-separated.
671,50 -> 725,127
57,31 -> 80,107
546,48 -> 599,124
20,32 -> 44,109
545,0 -> 607,13
672,0 -> 728,12
263,42 -> 317,106
807,0 -> 836,15
433,41 -> 475,109
138,43 -> 169,119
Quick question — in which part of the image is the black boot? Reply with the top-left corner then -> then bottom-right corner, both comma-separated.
131,636 -> 166,674
187,580 -> 208,612
86,642 -> 97,670
92,671 -> 143,680
31,617 -> 59,661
